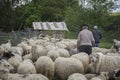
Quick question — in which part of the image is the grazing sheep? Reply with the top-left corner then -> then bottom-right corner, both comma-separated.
60,39 -> 77,49
23,74 -> 49,80
23,53 -> 32,60
67,73 -> 87,80
17,42 -> 31,56
31,45 -> 48,62
90,72 -> 108,80
55,57 -> 84,80
55,42 -> 67,49
44,44 -> 57,52
65,47 -> 78,56
113,39 -> 120,47
1,40 -> 11,51
0,59 -> 14,79
87,63 -> 95,73
35,56 -> 54,80
57,48 -> 70,57
47,50 -> 60,61
71,52 -> 90,73
0,59 -> 47,80
9,47 -> 23,56
1,73 -> 49,80
85,73 -> 98,80
90,52 -> 120,73
0,59 -> 13,73
8,53 -> 23,73
17,59 -> 36,74
92,47 -> 110,54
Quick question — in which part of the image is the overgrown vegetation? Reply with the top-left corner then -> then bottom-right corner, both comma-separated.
0,0 -> 120,48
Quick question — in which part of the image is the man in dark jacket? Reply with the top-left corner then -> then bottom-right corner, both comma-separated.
92,25 -> 102,47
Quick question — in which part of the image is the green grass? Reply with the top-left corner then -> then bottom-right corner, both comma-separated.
65,31 -> 78,39
99,41 -> 113,49
109,12 -> 120,16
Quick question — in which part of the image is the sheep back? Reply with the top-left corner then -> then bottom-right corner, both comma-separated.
71,52 -> 90,73
47,50 -> 60,61
67,73 -> 87,80
35,56 -> 54,80
55,57 -> 84,80
17,59 -> 36,74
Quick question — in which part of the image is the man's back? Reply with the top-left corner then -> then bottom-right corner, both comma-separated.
77,29 -> 94,46
77,25 -> 95,55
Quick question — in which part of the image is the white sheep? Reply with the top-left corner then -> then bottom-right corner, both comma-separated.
57,48 -> 70,57
55,57 -> 84,80
9,46 -> 23,56
23,74 -> 49,80
67,73 -> 87,80
90,52 -> 120,73
0,59 -> 47,80
113,39 -> 120,47
0,59 -> 13,73
71,52 -> 90,73
35,56 -> 54,80
17,59 -> 36,74
92,47 -> 110,54
0,59 -> 14,79
66,48 -> 78,56
23,53 -> 32,60
47,50 -> 60,61
8,53 -> 23,73
85,73 -> 98,80
1,40 -> 11,51
55,42 -> 67,49
31,45 -> 48,62
17,42 -> 31,56
90,72 -> 108,80
1,73 -> 49,80
44,44 -> 57,52
60,39 -> 77,49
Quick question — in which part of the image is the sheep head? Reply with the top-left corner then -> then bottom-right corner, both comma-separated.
0,59 -> 14,73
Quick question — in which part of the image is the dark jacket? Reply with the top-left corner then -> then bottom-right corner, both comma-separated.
92,29 -> 102,43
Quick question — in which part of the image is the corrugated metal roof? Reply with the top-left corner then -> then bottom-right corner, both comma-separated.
33,22 -> 69,31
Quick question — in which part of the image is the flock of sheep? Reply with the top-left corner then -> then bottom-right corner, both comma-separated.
0,35 -> 120,80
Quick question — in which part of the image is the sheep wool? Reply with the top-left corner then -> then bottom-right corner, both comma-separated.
17,59 -> 36,74
71,52 -> 90,73
3,73 -> 49,80
85,73 -> 98,80
8,54 -> 22,73
47,50 -> 60,61
0,59 -> 14,80
35,56 -> 54,80
90,72 -> 108,80
55,57 -> 84,80
57,48 -> 70,57
67,73 -> 87,80
31,45 -> 47,62
24,74 -> 49,80
90,52 -> 120,73
23,53 -> 32,60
